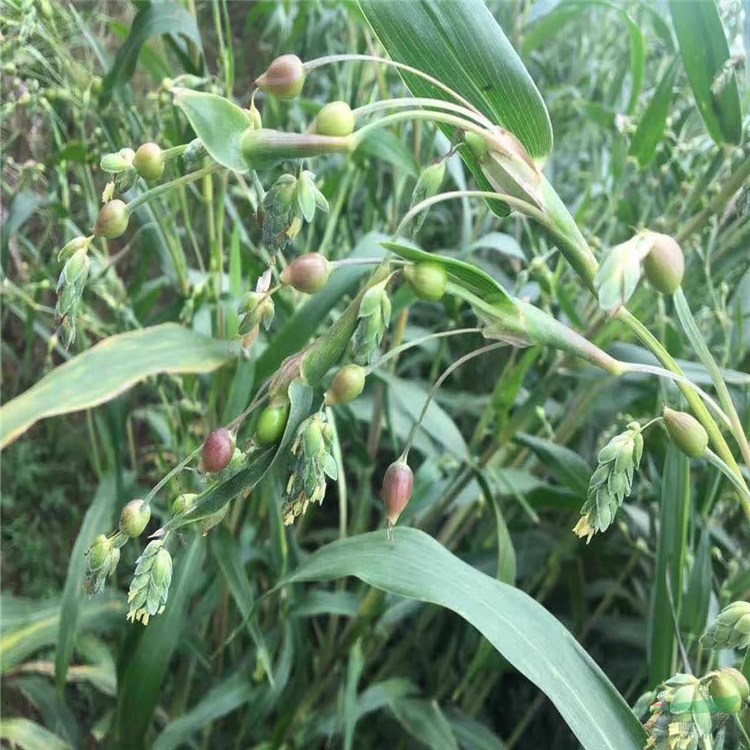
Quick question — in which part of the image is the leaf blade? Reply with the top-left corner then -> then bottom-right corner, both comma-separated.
0,324 -> 233,449
174,90 -> 252,172
669,0 -> 742,145
284,528 -> 646,749
359,0 -> 552,161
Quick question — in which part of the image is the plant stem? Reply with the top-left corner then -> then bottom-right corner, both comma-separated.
395,189 -> 544,237
352,96 -> 495,130
622,363 -> 731,429
125,163 -> 223,214
673,288 -> 750,470
401,342 -> 504,460
353,109 -> 489,150
303,53 -> 484,119
705,450 -> 750,522
365,327 -> 482,374
616,307 -> 742,479
676,155 -> 750,243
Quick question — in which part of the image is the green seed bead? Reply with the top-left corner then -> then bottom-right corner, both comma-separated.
119,499 -> 151,537
663,407 -> 708,459
709,672 -> 744,714
256,54 -> 305,100
643,233 -> 684,294
133,142 -> 164,182
313,101 -> 355,137
325,364 -> 366,406
95,200 -> 129,239
256,401 -> 290,445
404,262 -> 448,302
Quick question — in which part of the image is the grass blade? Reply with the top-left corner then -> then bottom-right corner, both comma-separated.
55,474 -> 123,693
648,447 -> 690,686
0,324 -> 233,449
284,528 -> 646,749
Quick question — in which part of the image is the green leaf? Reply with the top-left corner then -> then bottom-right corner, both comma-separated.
630,61 -> 678,167
390,698 -> 459,750
152,672 -> 253,750
514,433 -> 591,495
284,528 -> 646,749
669,0 -> 742,145
99,2 -> 202,107
174,90 -> 253,172
0,718 -> 72,750
680,526 -> 713,636
114,536 -> 205,749
359,0 -> 552,162
211,528 -> 274,687
648,448 -> 690,686
447,709 -> 506,750
1,596 -> 124,674
0,324 -> 233,449
55,474 -> 123,693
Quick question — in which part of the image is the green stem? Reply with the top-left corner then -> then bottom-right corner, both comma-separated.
352,96 -> 494,130
354,110 -> 489,150
676,155 -> 750,243
705,450 -> 750,522
673,288 -> 750,471
161,143 -> 189,161
125,163 -> 222,214
303,53 -> 484,119
364,327 -> 482,374
616,307 -> 742,479
622,363 -> 731,428
401,342 -> 504,461
395,189 -> 544,237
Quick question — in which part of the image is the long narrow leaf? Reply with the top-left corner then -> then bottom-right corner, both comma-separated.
284,528 -> 646,749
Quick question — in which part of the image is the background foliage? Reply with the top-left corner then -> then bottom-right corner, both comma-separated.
1,0 -> 749,748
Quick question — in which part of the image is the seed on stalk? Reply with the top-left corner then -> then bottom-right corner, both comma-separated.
95,199 -> 129,239
280,253 -> 331,293
381,460 -> 413,539
133,142 -> 164,182
313,101 -> 355,137
255,54 -> 305,100
119,499 -> 151,537
404,262 -> 448,302
643,232 -> 684,294
325,364 -> 366,406
256,400 -> 290,446
708,668 -> 749,714
663,407 -> 708,459
202,428 -> 236,473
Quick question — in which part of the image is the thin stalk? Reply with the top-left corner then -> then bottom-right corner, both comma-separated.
401,343 -> 504,461
364,327 -> 482,374
352,96 -> 495,131
303,53 -> 484,119
705,450 -> 750,521
676,155 -> 750,243
615,307 -> 742,479
353,110 -> 490,151
396,189 -> 544,237
125,163 -> 223,214
622,363 -> 731,429
161,143 -> 189,161
673,288 -> 750,470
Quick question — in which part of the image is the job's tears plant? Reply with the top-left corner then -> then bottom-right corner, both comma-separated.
52,24 -> 750,748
